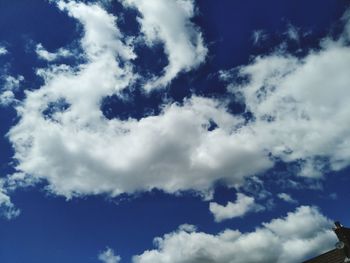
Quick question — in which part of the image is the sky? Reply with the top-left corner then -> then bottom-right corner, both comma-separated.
1,0 -> 350,262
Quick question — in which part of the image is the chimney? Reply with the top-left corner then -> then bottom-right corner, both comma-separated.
333,221 -> 350,260
335,221 -> 343,229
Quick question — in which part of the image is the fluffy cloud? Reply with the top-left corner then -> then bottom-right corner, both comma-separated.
6,0 -> 271,199
57,0 -> 136,61
209,193 -> 263,222
132,206 -> 336,263
0,179 -> 20,220
98,248 -> 121,263
9,89 -> 272,197
123,0 -> 207,90
231,34 -> 350,177
5,1 -> 350,201
7,0 -> 136,197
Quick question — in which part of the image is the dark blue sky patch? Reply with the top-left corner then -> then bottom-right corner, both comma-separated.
101,87 -> 163,120
0,106 -> 17,179
1,187 -> 213,263
0,1 -> 79,94
109,1 -> 141,37
133,42 -> 169,79
194,0 -> 349,68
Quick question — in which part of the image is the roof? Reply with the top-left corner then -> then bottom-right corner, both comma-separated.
303,248 -> 346,263
303,222 -> 350,263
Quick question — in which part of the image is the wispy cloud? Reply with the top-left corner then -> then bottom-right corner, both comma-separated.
0,45 -> 8,55
277,193 -> 298,204
252,29 -> 267,45
0,75 -> 24,106
0,179 -> 20,220
98,248 -> 121,263
209,193 -> 264,222
35,43 -> 72,61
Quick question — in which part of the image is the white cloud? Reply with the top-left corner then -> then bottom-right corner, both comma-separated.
277,193 -> 297,204
178,223 -> 197,233
218,12 -> 350,184
57,0 -> 136,61
6,2 -> 350,202
98,248 -> 121,263
0,46 -> 8,55
4,1 -> 270,198
0,90 -> 15,106
35,43 -> 72,61
0,75 -> 24,106
209,193 -> 263,222
123,0 -> 207,90
228,21 -> 350,178
3,75 -> 24,90
0,179 -> 20,220
7,1 -> 139,197
9,90 -> 272,197
132,206 -> 336,263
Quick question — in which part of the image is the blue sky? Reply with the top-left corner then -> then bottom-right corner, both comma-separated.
1,0 -> 350,262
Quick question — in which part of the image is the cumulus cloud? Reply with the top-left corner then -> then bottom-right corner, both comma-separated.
213,12 -> 350,183
3,2 -> 268,199
35,43 -> 72,61
209,193 -> 263,222
277,193 -> 297,204
7,0 -> 138,197
123,0 -> 207,90
132,206 -> 336,263
9,89 -> 271,197
0,179 -> 20,220
98,248 -> 121,263
5,1 -> 350,202
230,31 -> 350,177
